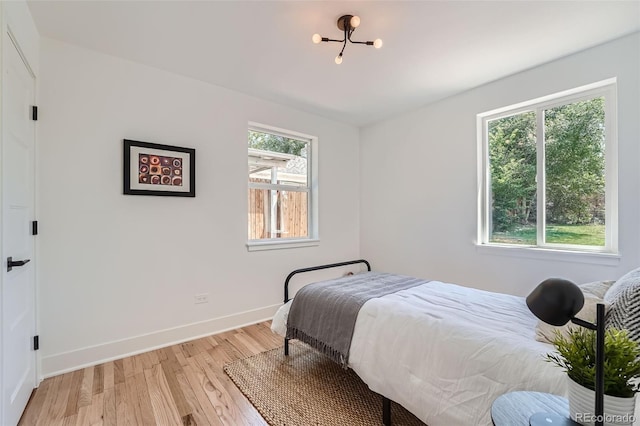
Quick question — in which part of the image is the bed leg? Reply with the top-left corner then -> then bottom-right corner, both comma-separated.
284,338 -> 289,356
382,396 -> 391,425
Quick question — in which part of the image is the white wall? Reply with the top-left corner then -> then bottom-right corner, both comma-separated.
360,33 -> 640,296
37,38 -> 360,377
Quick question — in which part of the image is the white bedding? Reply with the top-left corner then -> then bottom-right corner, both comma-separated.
272,280 -> 567,426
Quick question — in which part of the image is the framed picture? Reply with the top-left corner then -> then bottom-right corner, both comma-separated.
123,139 -> 196,197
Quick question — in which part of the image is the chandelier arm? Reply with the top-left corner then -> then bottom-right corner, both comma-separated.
339,38 -> 347,57
346,26 -> 374,46
347,27 -> 355,42
349,40 -> 375,46
338,26 -> 348,56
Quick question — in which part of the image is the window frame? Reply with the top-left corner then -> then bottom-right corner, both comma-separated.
477,79 -> 618,257
246,122 -> 319,251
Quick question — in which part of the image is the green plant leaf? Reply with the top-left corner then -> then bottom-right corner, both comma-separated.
546,328 -> 640,398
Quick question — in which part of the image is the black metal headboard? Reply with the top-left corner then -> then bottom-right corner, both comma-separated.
284,259 -> 371,303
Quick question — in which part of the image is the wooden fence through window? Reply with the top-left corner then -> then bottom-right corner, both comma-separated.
248,179 -> 308,239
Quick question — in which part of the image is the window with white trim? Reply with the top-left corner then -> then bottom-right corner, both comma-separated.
478,80 -> 617,253
248,124 -> 317,247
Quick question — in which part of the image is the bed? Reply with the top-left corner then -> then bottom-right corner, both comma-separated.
271,260 -> 568,426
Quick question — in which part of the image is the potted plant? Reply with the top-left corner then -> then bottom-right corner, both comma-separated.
547,328 -> 640,426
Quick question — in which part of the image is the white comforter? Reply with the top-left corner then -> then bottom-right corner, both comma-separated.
272,280 -> 567,426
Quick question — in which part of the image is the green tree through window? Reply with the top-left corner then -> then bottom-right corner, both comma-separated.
248,131 -> 306,156
484,87 -> 612,249
488,111 -> 537,233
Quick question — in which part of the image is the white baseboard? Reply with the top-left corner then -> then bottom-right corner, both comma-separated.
40,303 -> 282,379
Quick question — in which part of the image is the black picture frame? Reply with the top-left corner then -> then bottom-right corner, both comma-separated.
123,139 -> 196,197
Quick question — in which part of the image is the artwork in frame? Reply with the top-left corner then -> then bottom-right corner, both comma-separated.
123,139 -> 196,197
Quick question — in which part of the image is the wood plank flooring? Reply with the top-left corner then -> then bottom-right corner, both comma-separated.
19,321 -> 282,426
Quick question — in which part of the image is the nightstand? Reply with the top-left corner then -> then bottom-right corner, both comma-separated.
492,391 -> 580,425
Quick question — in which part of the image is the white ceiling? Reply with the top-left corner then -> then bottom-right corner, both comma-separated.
27,1 -> 640,126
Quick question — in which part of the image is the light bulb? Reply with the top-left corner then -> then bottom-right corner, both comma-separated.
373,38 -> 383,49
350,15 -> 360,28
335,54 -> 343,65
312,33 -> 322,44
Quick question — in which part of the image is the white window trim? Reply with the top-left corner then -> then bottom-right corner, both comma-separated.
475,244 -> 621,266
246,122 -> 319,251
246,238 -> 320,252
477,79 -> 618,260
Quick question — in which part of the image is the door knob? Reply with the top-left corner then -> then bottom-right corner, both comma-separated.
7,257 -> 31,272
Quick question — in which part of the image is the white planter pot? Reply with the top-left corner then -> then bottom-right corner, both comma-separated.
568,377 -> 636,426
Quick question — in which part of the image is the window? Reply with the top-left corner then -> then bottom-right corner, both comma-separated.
247,123 -> 318,249
478,80 -> 617,254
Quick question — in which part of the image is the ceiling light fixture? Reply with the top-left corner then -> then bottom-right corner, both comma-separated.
312,14 -> 382,65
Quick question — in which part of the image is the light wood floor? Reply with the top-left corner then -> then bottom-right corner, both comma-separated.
19,321 -> 282,426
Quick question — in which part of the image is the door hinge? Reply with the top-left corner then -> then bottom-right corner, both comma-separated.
33,335 -> 39,351
32,220 -> 38,236
32,105 -> 38,121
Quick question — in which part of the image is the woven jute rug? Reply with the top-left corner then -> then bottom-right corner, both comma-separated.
223,341 -> 426,426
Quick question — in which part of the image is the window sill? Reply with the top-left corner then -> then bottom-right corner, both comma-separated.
247,238 -> 320,252
475,243 -> 621,266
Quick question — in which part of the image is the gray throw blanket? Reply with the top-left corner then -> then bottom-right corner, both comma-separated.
286,272 -> 427,367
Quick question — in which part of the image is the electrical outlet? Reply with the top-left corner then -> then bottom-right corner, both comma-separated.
194,293 -> 209,304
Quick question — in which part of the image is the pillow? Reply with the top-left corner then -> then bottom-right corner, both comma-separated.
604,267 -> 640,342
535,289 -> 609,344
579,280 -> 615,299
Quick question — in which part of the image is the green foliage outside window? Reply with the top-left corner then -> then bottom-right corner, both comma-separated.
488,112 -> 537,232
248,130 -> 306,157
545,98 -> 605,225
488,98 -> 605,240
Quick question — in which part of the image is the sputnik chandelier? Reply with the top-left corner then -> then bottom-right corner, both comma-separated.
312,14 -> 382,64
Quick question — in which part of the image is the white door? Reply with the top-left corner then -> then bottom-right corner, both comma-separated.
1,32 -> 37,426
